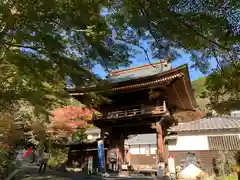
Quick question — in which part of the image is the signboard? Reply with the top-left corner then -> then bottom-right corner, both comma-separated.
88,156 -> 93,175
97,140 -> 105,172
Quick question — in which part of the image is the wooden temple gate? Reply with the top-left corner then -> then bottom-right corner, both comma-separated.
69,59 -> 199,172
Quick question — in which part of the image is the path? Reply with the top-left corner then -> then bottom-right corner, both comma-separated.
13,165 -> 160,180
13,165 -> 100,180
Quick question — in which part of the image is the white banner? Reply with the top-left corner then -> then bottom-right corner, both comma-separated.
168,156 -> 176,173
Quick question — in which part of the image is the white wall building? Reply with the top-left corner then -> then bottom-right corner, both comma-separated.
167,116 -> 240,172
84,115 -> 240,172
125,134 -> 158,168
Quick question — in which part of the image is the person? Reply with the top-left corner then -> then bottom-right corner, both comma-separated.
31,146 -> 36,163
38,149 -> 49,173
23,147 -> 33,161
157,161 -> 165,178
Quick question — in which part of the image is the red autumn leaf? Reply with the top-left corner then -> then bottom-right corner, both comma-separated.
50,106 -> 95,132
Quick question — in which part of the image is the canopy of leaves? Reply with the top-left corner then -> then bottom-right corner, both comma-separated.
192,77 -> 206,98
191,77 -> 209,111
0,1 -> 239,149
191,62 -> 240,114
107,0 -> 239,64
0,0 -> 133,114
0,0 -> 133,149
205,61 -> 240,114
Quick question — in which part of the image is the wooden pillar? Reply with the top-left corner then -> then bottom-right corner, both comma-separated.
156,122 -> 164,163
100,128 -> 105,139
156,122 -> 165,178
117,134 -> 125,172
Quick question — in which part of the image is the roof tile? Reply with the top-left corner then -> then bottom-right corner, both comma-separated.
169,116 -> 240,132
108,62 -> 172,83
125,134 -> 156,145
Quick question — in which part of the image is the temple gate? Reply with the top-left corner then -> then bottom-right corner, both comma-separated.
69,58 -> 199,173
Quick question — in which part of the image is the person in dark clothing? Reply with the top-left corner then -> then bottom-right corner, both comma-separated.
38,149 -> 49,173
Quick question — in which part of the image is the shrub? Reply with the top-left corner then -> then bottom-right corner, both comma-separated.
48,148 -> 68,168
0,144 -> 17,179
219,176 -> 238,180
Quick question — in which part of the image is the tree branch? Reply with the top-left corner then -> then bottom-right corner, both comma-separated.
3,43 -> 46,53
138,5 -> 166,51
115,38 -> 160,69
179,20 -> 231,52
212,47 -> 222,70
135,43 -> 161,69
142,0 -> 237,55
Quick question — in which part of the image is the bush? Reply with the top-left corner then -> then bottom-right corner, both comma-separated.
48,148 -> 68,168
219,176 -> 238,180
0,145 -> 18,179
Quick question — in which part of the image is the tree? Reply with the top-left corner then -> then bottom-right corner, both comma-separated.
1,1 -> 238,144
191,77 -> 210,111
0,1 -> 135,157
49,106 -> 94,143
213,151 -> 236,177
0,0 -> 132,114
205,61 -> 240,114
108,0 -> 239,65
192,77 -> 207,98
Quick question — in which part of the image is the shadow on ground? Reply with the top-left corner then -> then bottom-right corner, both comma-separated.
14,166 -> 161,180
18,174 -> 71,180
14,166 -> 102,180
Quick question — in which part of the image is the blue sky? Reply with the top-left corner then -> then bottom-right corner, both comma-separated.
92,51 -> 207,81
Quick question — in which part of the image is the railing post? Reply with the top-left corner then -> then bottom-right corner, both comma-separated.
163,101 -> 166,112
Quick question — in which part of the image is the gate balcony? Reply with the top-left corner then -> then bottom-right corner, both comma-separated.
93,101 -> 167,120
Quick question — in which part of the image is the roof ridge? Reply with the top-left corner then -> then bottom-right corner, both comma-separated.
109,57 -> 172,76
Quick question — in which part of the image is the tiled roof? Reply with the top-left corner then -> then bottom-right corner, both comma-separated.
108,61 -> 172,83
125,133 -> 156,145
169,116 -> 240,132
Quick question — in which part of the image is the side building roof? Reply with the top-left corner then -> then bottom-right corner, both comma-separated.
125,133 -> 156,145
85,128 -> 100,134
168,116 -> 240,132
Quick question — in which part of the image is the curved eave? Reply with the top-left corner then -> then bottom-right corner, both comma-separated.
112,73 -> 183,91
180,64 -> 198,109
68,64 -> 188,93
67,64 -> 198,111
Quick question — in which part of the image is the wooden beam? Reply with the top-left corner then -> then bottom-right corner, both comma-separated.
92,116 -> 159,129
111,125 -> 156,135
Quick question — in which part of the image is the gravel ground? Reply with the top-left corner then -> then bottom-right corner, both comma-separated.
13,166 -> 165,180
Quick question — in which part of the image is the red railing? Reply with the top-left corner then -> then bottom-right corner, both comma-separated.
94,101 -> 166,120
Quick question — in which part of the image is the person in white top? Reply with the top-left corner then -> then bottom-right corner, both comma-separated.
38,149 -> 49,173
